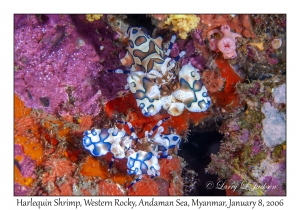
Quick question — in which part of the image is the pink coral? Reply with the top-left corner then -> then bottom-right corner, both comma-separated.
207,25 -> 241,59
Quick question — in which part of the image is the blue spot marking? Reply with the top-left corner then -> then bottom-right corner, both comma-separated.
139,103 -> 145,109
132,29 -> 138,34
92,145 -> 102,156
144,152 -> 153,161
173,136 -> 179,141
91,129 -> 97,136
207,100 -> 211,107
202,92 -> 208,97
83,136 -> 92,147
112,131 -> 118,136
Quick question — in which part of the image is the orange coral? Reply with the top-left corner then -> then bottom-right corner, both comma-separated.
14,165 -> 34,187
80,156 -> 132,185
81,189 -> 92,196
48,177 -> 78,196
42,158 -> 77,195
14,136 -> 43,164
61,113 -> 74,122
160,157 -> 183,195
14,116 -> 35,136
127,175 -> 160,196
98,180 -> 126,195
64,146 -> 81,162
14,94 -> 31,118
14,94 -> 40,141
43,157 -> 76,178
124,157 -> 183,196
56,182 -> 74,196
77,115 -> 93,132
159,156 -> 182,181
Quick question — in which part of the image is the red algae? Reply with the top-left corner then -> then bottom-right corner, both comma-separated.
105,93 -> 170,137
211,54 -> 244,109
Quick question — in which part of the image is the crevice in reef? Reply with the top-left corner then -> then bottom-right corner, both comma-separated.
125,14 -> 155,35
179,126 -> 225,196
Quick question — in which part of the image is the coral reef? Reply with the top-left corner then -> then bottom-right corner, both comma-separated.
206,76 -> 286,195
14,14 -> 286,196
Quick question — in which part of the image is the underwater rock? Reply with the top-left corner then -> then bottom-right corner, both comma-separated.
272,83 -> 286,104
261,102 -> 286,148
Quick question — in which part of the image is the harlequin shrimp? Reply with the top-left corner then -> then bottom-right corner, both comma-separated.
107,26 -> 186,116
161,62 -> 211,116
145,118 -> 182,159
82,117 -> 182,189
107,26 -> 211,116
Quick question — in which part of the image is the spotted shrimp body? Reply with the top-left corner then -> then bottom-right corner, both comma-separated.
82,128 -> 131,159
108,26 -> 211,117
108,27 -> 185,116
82,117 -> 181,189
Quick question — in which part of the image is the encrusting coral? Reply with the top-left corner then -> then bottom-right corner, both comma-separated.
164,15 -> 200,39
